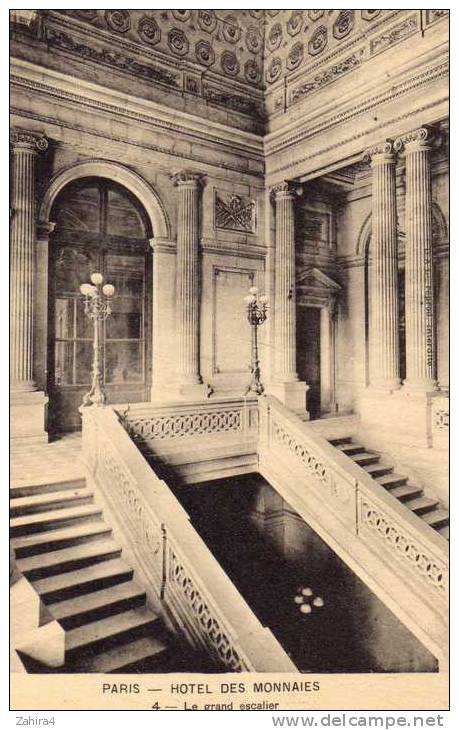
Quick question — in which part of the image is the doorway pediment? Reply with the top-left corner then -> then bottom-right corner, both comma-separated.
296,267 -> 341,292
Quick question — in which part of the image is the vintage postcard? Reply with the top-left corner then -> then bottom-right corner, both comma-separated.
9,6 -> 449,716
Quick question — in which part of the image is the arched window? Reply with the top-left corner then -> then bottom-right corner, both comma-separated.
48,178 -> 152,433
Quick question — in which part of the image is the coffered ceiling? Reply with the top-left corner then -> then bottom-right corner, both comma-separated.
10,9 -> 449,134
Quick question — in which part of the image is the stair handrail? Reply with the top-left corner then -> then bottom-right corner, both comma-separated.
81,404 -> 296,674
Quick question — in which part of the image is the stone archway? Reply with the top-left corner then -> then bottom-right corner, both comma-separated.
36,160 -> 172,433
39,158 -> 171,238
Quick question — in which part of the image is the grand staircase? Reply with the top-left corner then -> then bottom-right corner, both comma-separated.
10,476 -> 211,673
329,437 -> 449,540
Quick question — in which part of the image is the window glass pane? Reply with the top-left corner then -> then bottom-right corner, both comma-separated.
52,182 -> 100,233
106,298 -> 142,340
55,247 -> 97,294
105,254 -> 145,297
55,299 -> 74,339
76,298 -> 94,340
55,341 -> 73,385
106,187 -> 147,238
105,341 -> 143,383
75,342 -> 93,384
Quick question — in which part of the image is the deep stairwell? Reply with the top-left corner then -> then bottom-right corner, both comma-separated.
328,437 -> 449,541
10,476 -> 211,673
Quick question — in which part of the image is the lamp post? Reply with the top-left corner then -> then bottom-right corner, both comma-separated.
244,286 -> 268,396
79,272 -> 115,407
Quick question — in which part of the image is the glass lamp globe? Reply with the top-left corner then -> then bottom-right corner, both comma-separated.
259,295 -> 268,305
80,283 -> 93,296
294,595 -> 304,605
249,286 -> 258,295
313,597 -> 324,608
301,587 -> 313,597
300,603 -> 312,615
102,284 -> 115,297
90,272 -> 104,285
244,294 -> 256,305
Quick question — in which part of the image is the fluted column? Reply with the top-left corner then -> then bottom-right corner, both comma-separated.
172,172 -> 211,397
10,129 -> 48,391
395,128 -> 437,391
272,182 -> 298,381
270,183 -> 306,413
364,141 -> 400,390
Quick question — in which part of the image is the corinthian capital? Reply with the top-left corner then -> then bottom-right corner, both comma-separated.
10,129 -> 48,153
394,127 -> 433,153
269,181 -> 297,202
362,139 -> 394,164
171,171 -> 205,188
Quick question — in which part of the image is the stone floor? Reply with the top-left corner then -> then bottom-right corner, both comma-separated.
10,433 -> 84,487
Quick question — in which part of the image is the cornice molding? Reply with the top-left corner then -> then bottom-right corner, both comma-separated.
201,238 -> 266,261
266,90 -> 448,183
10,57 -> 264,158
265,49 -> 448,166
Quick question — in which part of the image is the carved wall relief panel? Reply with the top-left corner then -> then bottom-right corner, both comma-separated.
214,193 -> 256,234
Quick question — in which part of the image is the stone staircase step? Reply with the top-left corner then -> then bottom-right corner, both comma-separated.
404,496 -> 439,515
10,505 -> 103,537
65,606 -> 160,660
420,509 -> 449,529
350,452 -> 381,466
330,438 -> 450,538
388,484 -> 424,501
335,443 -> 367,455
436,524 -> 449,540
375,473 -> 408,489
362,463 -> 394,477
16,539 -> 122,580
32,558 -> 134,603
71,636 -> 169,673
328,437 -> 353,446
10,488 -> 93,517
51,582 -> 147,630
10,478 -> 86,499
11,522 -> 113,558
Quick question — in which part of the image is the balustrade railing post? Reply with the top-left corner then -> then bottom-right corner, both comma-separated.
161,524 -> 168,600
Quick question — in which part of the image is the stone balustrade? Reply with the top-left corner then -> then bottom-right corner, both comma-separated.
258,395 -> 448,666
81,405 -> 296,673
116,396 -> 259,483
81,393 -> 448,669
431,395 -> 449,451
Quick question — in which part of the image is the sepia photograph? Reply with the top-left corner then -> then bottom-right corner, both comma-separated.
9,6 -> 449,714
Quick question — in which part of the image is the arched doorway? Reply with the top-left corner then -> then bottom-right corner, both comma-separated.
47,177 -> 153,433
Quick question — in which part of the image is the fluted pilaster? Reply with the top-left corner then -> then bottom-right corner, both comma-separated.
172,172 -> 203,385
395,128 -> 437,391
363,141 -> 400,390
10,130 -> 48,391
271,182 -> 298,382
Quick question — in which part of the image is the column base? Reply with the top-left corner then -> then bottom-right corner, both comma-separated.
10,390 -> 49,444
269,380 -> 309,416
402,378 -> 438,394
151,381 -> 213,403
367,378 -> 401,393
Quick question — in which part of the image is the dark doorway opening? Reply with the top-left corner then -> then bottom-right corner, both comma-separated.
297,306 -> 321,419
